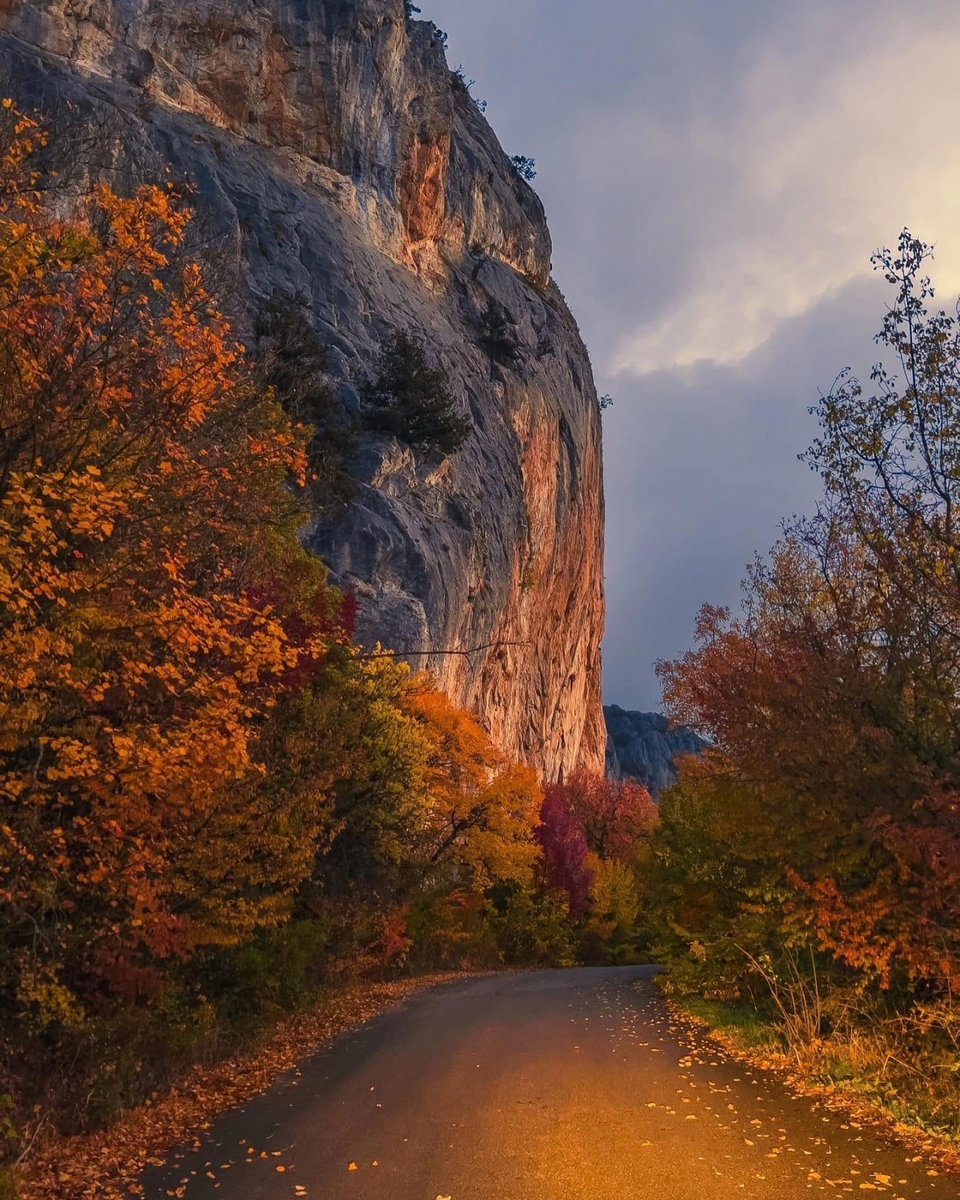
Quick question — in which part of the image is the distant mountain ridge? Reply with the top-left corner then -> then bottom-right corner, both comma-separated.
604,706 -> 706,796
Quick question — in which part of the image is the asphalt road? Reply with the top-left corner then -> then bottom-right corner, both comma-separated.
142,966 -> 960,1199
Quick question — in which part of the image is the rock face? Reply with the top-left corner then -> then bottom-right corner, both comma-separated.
0,0 -> 606,779
604,706 -> 706,797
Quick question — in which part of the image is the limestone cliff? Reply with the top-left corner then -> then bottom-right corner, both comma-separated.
0,0 -> 606,779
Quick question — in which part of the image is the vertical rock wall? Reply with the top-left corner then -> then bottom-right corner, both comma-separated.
0,0 -> 607,779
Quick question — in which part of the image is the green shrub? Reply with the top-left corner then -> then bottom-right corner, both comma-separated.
487,884 -> 575,966
405,892 -> 500,970
9,1000 -> 213,1137
3,921 -> 334,1138
194,920 -> 332,1026
362,332 -> 471,455
580,857 -> 649,965
402,885 -> 578,971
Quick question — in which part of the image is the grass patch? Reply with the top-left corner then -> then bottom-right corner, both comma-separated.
673,994 -> 781,1051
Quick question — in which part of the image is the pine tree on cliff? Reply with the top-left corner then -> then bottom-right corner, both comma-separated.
362,331 -> 472,456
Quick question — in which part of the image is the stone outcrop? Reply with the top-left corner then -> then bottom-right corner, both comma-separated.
0,0 -> 606,779
604,706 -> 706,796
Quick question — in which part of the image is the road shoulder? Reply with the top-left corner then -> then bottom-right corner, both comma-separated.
17,973 -> 477,1200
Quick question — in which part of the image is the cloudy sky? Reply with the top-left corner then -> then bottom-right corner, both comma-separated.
427,0 -> 960,709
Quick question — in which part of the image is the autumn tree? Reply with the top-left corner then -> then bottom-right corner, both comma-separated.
559,771 -> 657,863
0,101 -> 341,1031
654,230 -> 960,1022
536,786 -> 593,916
408,685 -> 542,890
540,772 -> 657,963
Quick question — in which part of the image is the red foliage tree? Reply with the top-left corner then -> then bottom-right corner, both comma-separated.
559,771 -> 657,862
536,788 -> 593,916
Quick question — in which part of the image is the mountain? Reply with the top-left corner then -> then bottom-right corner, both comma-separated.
0,0 -> 607,779
604,706 -> 706,796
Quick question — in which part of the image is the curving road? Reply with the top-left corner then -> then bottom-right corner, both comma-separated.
142,967 -> 960,1199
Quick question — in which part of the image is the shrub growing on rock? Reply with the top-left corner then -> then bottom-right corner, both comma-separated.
362,331 -> 472,456
254,296 -> 357,513
510,155 -> 537,182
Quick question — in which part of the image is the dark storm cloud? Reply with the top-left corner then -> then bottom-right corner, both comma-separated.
602,276 -> 882,706
427,0 -> 960,706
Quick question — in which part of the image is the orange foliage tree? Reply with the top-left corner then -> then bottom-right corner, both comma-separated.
0,101 -> 339,1023
558,771 -> 657,864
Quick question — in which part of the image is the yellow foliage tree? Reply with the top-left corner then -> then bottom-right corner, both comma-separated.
406,684 -> 542,890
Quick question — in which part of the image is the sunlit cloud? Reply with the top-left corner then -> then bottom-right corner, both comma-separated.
612,23 -> 960,376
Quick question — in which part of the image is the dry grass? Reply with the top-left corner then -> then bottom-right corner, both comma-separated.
671,995 -> 960,1179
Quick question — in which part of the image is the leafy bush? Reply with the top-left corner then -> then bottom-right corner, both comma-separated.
402,884 -> 577,971
487,884 -> 576,966
362,331 -> 471,455
193,921 -> 333,1027
404,891 -> 500,970
582,857 -> 643,964
510,155 -> 537,182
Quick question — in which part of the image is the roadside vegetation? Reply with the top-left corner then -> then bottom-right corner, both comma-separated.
648,231 -> 960,1143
